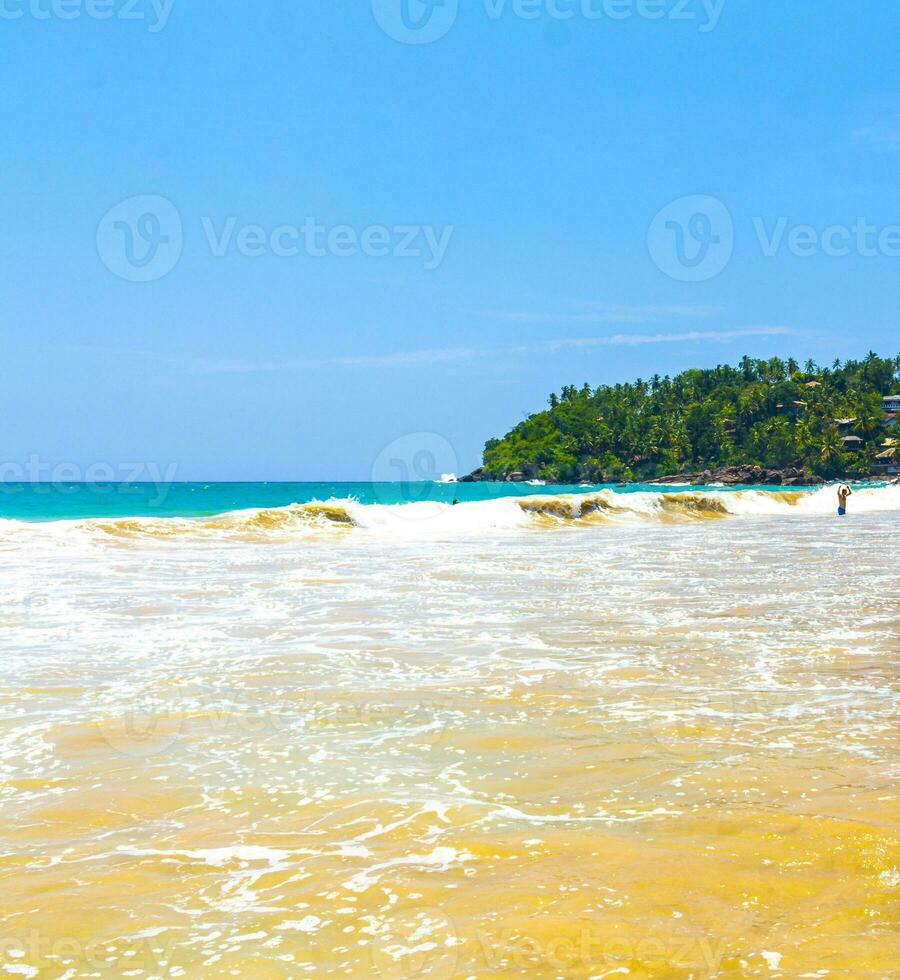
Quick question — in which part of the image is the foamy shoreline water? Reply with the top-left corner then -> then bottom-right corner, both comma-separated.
1,486 -> 897,977
0,478 -> 894,524
1,483 -> 898,542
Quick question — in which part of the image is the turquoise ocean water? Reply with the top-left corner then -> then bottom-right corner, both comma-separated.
0,480 -> 820,522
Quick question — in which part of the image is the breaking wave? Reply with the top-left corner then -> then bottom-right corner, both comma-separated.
2,484 -> 898,545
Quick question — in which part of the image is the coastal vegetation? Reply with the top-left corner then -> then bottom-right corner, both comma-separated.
477,352 -> 900,483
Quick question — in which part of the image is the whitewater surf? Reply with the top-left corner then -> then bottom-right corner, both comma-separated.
1,483 -> 896,543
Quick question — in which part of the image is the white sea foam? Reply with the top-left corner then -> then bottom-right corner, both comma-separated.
0,484 -> 896,546
0,483 -> 897,977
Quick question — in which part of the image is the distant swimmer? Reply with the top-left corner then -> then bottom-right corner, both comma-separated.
452,499 -> 459,506
837,484 -> 852,516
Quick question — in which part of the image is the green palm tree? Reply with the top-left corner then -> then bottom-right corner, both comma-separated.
819,427 -> 842,464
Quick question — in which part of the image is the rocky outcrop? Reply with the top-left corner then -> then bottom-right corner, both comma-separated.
646,465 -> 824,486
462,464 -> 830,485
459,468 -> 529,483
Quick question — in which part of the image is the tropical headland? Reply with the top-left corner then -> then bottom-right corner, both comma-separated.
464,353 -> 900,485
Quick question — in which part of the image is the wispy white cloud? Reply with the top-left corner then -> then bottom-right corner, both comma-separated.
324,347 -> 478,367
66,343 -> 186,365
531,326 -> 797,353
77,326 -> 799,376
851,92 -> 900,150
853,124 -> 900,149
202,326 -> 797,373
204,360 -> 295,374
499,303 -> 721,324
201,346 -> 477,373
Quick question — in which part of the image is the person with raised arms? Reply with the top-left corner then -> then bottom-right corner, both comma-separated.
837,484 -> 852,516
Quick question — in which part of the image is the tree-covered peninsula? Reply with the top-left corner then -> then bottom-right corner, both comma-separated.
473,353 -> 899,483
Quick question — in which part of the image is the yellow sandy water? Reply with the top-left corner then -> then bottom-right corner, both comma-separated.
0,493 -> 897,978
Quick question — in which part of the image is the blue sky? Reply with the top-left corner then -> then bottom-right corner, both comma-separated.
2,1 -> 898,480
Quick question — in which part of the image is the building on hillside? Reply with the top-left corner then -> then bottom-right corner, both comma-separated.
882,412 -> 897,429
873,441 -> 898,475
840,435 -> 864,449
882,395 -> 900,412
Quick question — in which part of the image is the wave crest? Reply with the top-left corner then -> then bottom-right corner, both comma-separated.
86,502 -> 358,540
1,484 -> 897,544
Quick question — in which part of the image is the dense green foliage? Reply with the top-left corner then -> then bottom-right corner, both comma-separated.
482,353 -> 900,482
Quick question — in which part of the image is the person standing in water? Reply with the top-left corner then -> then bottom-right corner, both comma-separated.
837,484 -> 852,516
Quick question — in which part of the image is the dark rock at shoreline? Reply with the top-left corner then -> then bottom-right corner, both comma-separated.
461,464 -> 844,486
646,465 -> 825,486
647,473 -> 701,485
459,467 -> 531,483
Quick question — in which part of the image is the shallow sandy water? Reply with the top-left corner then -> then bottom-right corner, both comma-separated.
0,501 -> 897,978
